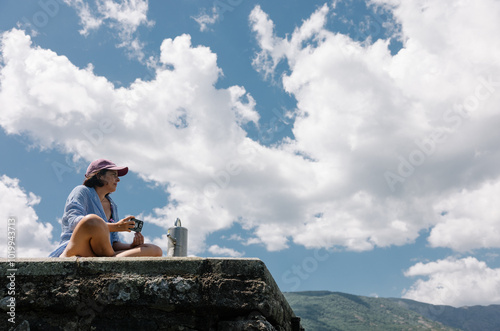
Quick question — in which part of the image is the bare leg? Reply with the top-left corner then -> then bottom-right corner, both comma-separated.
115,244 -> 163,257
60,215 -> 116,257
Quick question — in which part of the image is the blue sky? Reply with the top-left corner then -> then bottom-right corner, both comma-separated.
1,0 -> 500,307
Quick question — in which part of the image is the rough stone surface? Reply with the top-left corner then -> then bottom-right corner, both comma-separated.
0,257 -> 302,331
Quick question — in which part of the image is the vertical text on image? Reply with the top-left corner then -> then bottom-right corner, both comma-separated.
6,217 -> 17,324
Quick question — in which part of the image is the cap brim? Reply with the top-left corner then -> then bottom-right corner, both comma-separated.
105,166 -> 128,177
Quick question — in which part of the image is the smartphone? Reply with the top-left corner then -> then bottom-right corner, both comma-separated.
130,218 -> 144,232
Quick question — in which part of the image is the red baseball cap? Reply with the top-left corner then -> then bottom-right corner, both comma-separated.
85,159 -> 128,178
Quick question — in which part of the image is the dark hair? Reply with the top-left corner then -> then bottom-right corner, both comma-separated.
83,169 -> 109,188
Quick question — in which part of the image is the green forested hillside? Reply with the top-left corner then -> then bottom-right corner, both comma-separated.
284,291 -> 462,331
389,298 -> 500,331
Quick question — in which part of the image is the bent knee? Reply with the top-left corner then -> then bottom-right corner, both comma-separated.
145,244 -> 163,257
79,215 -> 107,230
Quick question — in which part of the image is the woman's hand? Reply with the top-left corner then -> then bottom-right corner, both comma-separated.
131,232 -> 145,248
114,216 -> 136,232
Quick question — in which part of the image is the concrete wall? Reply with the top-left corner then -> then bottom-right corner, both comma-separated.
1,257 -> 302,331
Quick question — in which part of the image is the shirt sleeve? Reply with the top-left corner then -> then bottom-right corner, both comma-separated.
62,186 -> 90,231
110,231 -> 120,244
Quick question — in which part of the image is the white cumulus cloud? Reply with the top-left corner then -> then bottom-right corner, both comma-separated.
430,179 -> 500,251
208,244 -> 244,258
0,175 -> 55,257
249,0 -> 500,253
403,257 -> 500,307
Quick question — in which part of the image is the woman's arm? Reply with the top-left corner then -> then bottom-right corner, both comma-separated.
108,216 -> 135,232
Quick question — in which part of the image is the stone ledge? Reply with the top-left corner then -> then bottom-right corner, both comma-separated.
1,258 -> 303,331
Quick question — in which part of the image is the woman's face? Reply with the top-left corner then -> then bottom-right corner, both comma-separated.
100,170 -> 120,192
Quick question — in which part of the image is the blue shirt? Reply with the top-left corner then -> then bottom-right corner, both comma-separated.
49,185 -> 121,257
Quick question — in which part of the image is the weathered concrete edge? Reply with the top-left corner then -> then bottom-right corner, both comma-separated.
0,257 -> 264,277
0,257 -> 288,312
0,257 -> 286,311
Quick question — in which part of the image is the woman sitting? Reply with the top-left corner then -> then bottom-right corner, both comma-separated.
49,159 -> 162,257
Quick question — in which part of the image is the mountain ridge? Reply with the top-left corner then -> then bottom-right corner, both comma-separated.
284,291 -> 500,331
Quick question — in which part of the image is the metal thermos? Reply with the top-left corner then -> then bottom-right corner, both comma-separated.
167,218 -> 188,257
